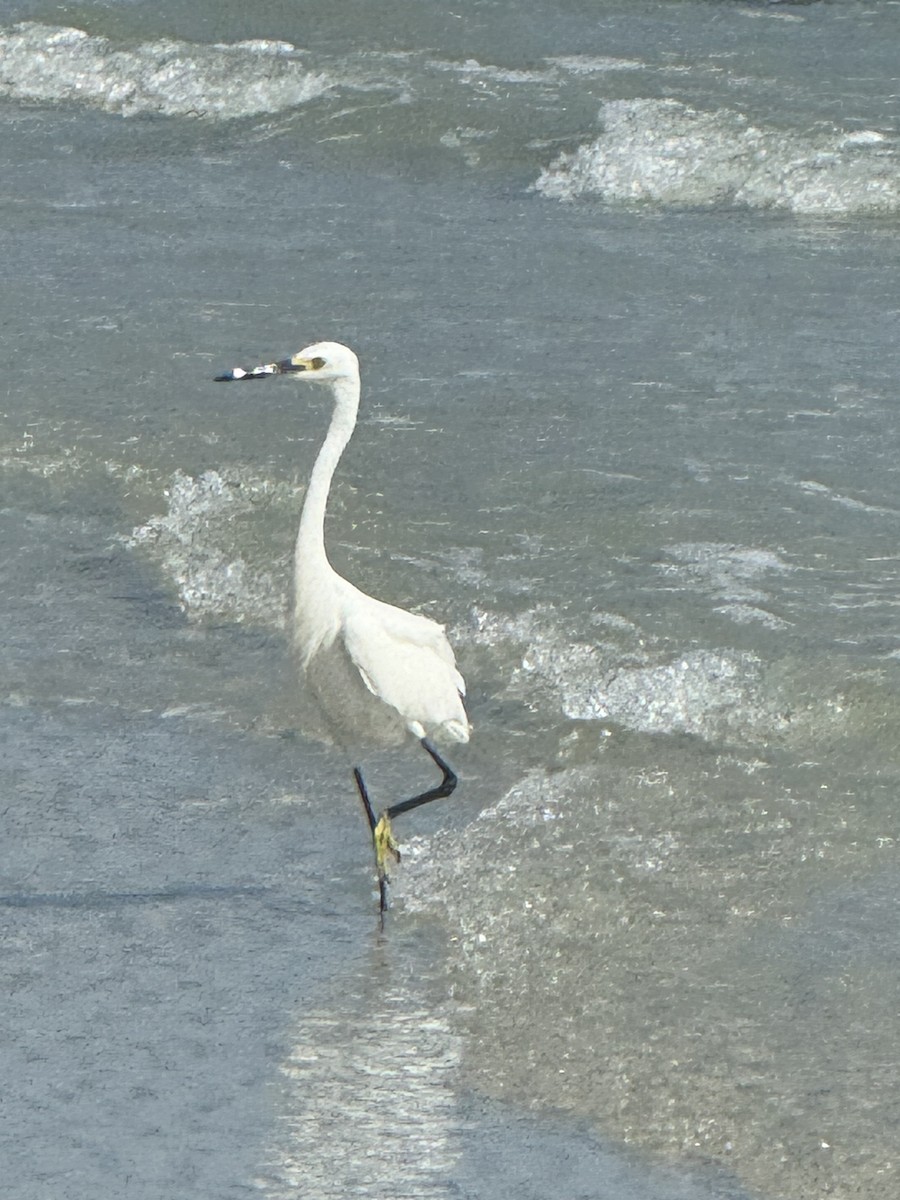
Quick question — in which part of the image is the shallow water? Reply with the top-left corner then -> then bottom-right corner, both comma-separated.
2,3 -> 899,1198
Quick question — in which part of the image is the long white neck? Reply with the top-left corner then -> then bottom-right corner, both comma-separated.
295,374 -> 360,583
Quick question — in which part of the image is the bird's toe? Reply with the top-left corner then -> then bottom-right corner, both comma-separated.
373,813 -> 401,876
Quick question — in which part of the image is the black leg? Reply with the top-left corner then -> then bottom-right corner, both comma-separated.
353,766 -> 390,915
386,738 -> 458,821
354,766 -> 377,832
353,741 -> 458,918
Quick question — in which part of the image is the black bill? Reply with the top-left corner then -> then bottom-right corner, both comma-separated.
214,357 -> 308,382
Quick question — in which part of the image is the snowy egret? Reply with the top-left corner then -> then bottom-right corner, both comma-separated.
215,341 -> 470,911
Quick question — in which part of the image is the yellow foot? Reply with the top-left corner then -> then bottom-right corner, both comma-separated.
373,812 -> 401,877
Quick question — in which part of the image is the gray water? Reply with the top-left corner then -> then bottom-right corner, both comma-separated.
2,3 -> 899,1198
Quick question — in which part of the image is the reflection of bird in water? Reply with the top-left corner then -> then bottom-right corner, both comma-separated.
216,341 -> 470,912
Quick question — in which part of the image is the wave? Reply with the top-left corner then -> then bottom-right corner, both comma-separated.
535,98 -> 900,215
465,604 -> 791,743
129,472 -> 790,744
657,543 -> 792,630
124,466 -> 840,754
127,469 -> 297,627
0,23 -> 336,118
402,738 -> 893,1200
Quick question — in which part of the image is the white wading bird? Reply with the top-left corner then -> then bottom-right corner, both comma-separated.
215,341 -> 470,912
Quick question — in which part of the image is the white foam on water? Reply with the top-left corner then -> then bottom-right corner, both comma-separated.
535,98 -> 900,215
127,469 -> 298,626
400,738 -> 894,1200
465,604 -> 789,743
562,648 -> 781,737
794,479 -> 897,516
430,57 -> 556,85
0,23 -> 336,118
545,55 -> 645,75
657,543 -> 793,630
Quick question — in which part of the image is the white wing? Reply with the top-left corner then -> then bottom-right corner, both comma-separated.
340,589 -> 469,742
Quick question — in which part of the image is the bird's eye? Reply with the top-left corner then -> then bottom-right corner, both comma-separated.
310,357 -> 326,370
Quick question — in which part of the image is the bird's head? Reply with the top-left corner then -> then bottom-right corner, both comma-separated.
215,340 -> 359,384
284,341 -> 359,382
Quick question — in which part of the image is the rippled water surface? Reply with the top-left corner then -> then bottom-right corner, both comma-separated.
2,3 -> 899,1198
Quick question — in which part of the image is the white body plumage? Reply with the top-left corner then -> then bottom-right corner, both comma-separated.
220,340 -> 470,750
216,339 -> 469,910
